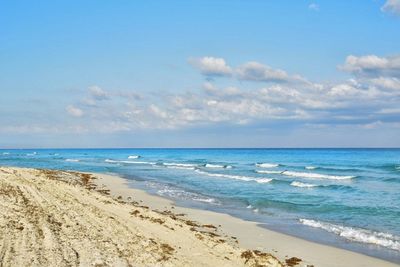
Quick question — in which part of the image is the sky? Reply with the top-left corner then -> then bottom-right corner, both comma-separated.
1,0 -> 400,148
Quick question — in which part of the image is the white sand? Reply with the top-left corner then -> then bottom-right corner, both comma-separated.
0,167 -> 282,267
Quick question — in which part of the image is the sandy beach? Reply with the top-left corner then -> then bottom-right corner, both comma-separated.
0,166 -> 398,267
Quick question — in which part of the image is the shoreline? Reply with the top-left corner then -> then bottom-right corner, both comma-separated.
0,165 -> 398,266
93,171 -> 400,267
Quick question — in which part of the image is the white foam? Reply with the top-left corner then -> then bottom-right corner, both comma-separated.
246,205 -> 252,209
290,181 -> 318,188
26,152 -> 37,156
257,178 -> 273,184
256,170 -> 283,174
299,219 -> 400,251
105,159 -> 156,165
256,163 -> 279,168
204,163 -> 232,169
166,166 -> 196,170
305,166 -> 317,170
157,187 -> 218,205
192,197 -> 217,203
196,170 -> 272,184
282,171 -> 354,180
163,162 -> 197,167
2,152 -> 10,155
128,155 -> 140,159
65,159 -> 80,162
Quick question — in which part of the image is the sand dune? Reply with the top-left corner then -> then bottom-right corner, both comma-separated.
0,167 -> 282,267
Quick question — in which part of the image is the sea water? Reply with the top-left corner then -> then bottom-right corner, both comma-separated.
1,148 -> 399,263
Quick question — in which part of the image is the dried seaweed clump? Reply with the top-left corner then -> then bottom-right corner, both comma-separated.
158,243 -> 175,261
285,257 -> 302,266
241,249 -> 284,267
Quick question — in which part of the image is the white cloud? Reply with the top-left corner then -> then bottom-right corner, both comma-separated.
237,62 -> 294,83
370,77 -> 400,90
191,56 -> 308,84
202,82 -> 217,93
55,54 -> 400,133
308,3 -> 319,11
381,0 -> 400,16
89,86 -> 109,100
377,108 -> 400,114
188,57 -> 232,76
66,105 -> 84,117
328,83 -> 360,97
339,54 -> 400,77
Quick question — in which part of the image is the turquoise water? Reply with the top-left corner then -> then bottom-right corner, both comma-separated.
1,148 -> 400,262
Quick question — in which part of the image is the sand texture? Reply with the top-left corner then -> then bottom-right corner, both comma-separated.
0,167 -> 283,267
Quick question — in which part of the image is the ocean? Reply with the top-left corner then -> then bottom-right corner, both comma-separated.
1,148 -> 399,263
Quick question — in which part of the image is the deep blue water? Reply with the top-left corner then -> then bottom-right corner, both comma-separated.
1,148 -> 400,262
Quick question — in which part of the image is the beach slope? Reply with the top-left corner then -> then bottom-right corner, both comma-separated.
0,167 -> 282,267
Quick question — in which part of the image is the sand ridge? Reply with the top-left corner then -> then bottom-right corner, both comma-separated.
0,167 -> 283,267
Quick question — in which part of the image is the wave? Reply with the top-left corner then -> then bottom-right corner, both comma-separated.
157,187 -> 219,205
196,170 -> 272,184
162,162 -> 197,167
166,166 -> 196,170
65,159 -> 80,162
299,219 -> 400,251
105,159 -> 156,165
26,152 -> 37,156
2,152 -> 10,155
305,166 -> 317,170
204,163 -> 232,169
257,178 -> 273,184
255,170 -> 283,174
256,163 -> 279,168
282,171 -> 355,180
128,155 -> 140,159
290,181 -> 318,188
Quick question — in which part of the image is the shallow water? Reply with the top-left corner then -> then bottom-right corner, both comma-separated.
1,148 -> 400,263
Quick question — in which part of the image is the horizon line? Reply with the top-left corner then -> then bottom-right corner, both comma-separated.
1,147 -> 400,150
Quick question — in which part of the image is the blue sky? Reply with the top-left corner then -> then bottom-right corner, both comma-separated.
1,0 -> 400,148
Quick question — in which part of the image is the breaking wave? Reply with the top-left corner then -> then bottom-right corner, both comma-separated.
162,162 -> 197,167
305,166 -> 317,170
290,181 -> 318,188
204,163 -> 232,169
196,170 -> 272,184
65,159 -> 80,162
299,219 -> 400,251
105,159 -> 156,165
256,163 -> 279,168
282,171 -> 355,180
157,186 -> 219,205
166,166 -> 196,170
128,155 -> 140,159
255,170 -> 283,174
